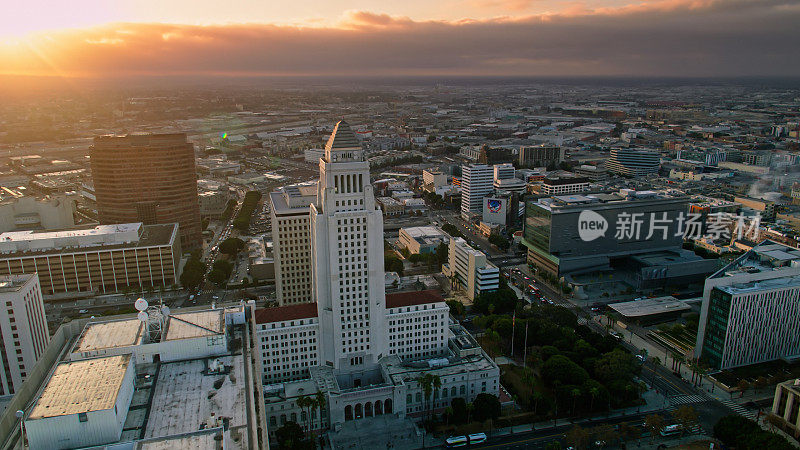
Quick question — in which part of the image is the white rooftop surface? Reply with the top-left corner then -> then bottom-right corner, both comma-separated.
608,296 -> 690,318
28,355 -> 132,420
402,226 -> 445,238
714,241 -> 800,278
137,430 -> 221,450
453,237 -> 487,257
75,319 -> 144,352
0,223 -> 142,253
144,355 -> 246,439
164,309 -> 224,340
720,274 -> 800,295
0,223 -> 141,242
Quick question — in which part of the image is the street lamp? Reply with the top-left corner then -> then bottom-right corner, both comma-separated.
15,410 -> 24,448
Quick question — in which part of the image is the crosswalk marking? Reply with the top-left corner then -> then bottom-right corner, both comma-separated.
667,394 -> 708,405
719,398 -> 759,420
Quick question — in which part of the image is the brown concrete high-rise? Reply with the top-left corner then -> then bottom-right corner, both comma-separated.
90,133 -> 201,250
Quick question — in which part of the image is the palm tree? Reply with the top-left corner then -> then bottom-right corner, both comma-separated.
531,391 -> 543,416
571,388 -> 581,417
308,398 -> 318,432
589,387 -> 600,411
417,373 -> 434,423
314,391 -> 326,432
431,375 -> 442,418
295,395 -> 310,437
466,402 -> 475,424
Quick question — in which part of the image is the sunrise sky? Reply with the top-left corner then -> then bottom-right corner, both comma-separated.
2,0 -> 798,78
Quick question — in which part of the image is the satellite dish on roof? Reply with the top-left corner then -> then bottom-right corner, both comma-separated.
137,311 -> 148,322
161,306 -> 170,317
135,298 -> 148,311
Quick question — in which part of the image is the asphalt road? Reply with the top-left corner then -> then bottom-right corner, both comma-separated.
466,413 -> 661,449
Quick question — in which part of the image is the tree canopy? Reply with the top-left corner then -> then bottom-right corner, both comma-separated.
219,237 -> 246,256
180,255 -> 206,289
471,393 -> 501,423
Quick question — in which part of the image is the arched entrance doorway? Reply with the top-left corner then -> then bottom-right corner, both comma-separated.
344,405 -> 353,421
354,403 -> 363,419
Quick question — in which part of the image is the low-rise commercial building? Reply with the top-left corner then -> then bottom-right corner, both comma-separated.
0,196 -> 76,233
607,296 -> 691,325
541,176 -> 590,196
0,223 -> 180,296
376,197 -> 404,216
197,190 -> 230,218
398,226 -> 448,254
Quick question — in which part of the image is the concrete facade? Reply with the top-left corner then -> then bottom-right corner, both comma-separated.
0,223 -> 180,296
0,274 -> 49,395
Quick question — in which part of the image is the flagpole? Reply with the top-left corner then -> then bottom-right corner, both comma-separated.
510,311 -> 516,357
523,322 -> 529,368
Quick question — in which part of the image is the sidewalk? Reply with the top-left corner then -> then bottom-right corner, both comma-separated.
430,389 -> 671,446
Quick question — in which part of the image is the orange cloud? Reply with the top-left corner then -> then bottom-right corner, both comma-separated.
0,0 -> 797,79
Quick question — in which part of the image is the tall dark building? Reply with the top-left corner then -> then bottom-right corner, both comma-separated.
90,133 -> 201,250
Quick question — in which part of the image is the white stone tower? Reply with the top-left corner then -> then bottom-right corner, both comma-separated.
311,121 -> 388,371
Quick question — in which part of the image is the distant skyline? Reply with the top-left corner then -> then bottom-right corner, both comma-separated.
2,0 -> 799,79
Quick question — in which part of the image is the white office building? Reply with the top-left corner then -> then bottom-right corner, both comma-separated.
541,177 -> 590,196
696,241 -> 800,369
269,182 -> 317,305
493,163 -> 515,181
605,148 -> 660,177
0,274 -> 49,395
443,237 -> 500,300
460,164 -> 493,221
